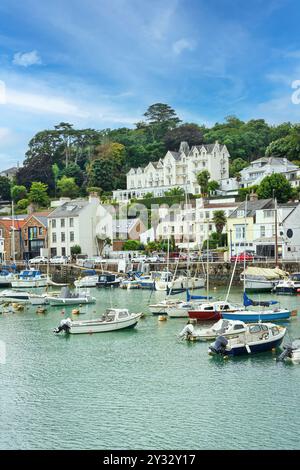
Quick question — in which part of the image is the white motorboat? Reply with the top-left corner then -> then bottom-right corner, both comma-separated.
208,322 -> 286,356
0,270 -> 14,287
155,274 -> 205,291
28,293 -> 50,305
74,270 -> 99,288
168,301 -> 202,318
178,319 -> 247,341
277,340 -> 300,364
149,299 -> 187,314
0,289 -> 32,303
47,286 -> 96,306
275,273 -> 300,295
11,269 -> 50,288
241,267 -> 288,292
53,308 -> 142,334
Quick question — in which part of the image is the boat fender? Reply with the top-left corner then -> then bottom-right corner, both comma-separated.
245,344 -> 251,354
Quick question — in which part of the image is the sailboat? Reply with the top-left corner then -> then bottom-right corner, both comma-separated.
219,196 -> 292,322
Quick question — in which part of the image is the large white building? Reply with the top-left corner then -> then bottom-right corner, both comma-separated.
113,141 -> 230,202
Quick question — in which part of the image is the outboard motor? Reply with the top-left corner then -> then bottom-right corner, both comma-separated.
53,318 -> 72,334
178,323 -> 194,340
276,344 -> 294,362
209,336 -> 228,355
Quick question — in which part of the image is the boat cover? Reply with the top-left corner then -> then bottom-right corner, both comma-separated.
242,266 -> 288,280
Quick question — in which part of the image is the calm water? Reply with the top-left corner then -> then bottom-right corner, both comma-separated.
0,285 -> 300,450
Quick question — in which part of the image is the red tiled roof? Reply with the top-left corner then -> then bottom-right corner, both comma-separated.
0,219 -> 26,230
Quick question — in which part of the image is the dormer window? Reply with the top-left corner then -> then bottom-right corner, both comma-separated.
237,210 -> 245,218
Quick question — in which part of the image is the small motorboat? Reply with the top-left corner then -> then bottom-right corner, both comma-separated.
47,286 -> 96,306
74,270 -> 99,288
53,308 -> 142,334
96,273 -> 121,288
178,319 -> 247,341
277,340 -> 300,364
11,269 -> 50,288
0,289 -> 32,303
155,273 -> 205,291
28,293 -> 50,305
275,273 -> 300,295
149,299 -> 186,315
208,322 -> 286,356
0,269 -> 15,287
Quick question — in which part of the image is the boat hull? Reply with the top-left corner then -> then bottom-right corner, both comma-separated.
69,316 -> 139,334
155,278 -> 205,291
49,297 -> 96,306
11,279 -> 48,288
244,280 -> 277,292
96,281 -> 120,288
221,310 -> 291,322
225,336 -> 284,356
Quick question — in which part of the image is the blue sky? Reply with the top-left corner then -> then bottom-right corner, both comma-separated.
1,0 -> 300,170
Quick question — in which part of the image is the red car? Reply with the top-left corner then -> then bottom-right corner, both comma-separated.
230,252 -> 254,263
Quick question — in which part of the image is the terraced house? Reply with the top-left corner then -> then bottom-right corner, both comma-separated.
113,141 -> 230,202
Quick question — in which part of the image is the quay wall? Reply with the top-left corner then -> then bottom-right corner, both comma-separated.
21,260 -> 300,286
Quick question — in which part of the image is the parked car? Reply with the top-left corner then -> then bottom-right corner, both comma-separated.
146,255 -> 165,263
230,252 -> 254,263
131,255 -> 147,263
28,256 -> 48,265
169,252 -> 188,261
199,252 -> 219,262
50,255 -> 69,265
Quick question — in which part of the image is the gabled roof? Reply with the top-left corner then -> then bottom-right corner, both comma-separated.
228,199 -> 273,218
0,218 -> 26,230
48,199 -> 89,218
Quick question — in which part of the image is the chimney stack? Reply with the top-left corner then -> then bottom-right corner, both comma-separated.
249,191 -> 258,202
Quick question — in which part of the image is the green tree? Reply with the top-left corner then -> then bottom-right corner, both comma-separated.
257,174 -> 293,203
11,185 -> 27,202
212,210 -> 227,234
71,245 -> 81,256
208,180 -> 220,193
196,170 -> 210,195
164,187 -> 185,197
57,176 -> 79,198
88,142 -> 126,191
0,176 -> 11,201
62,162 -> 84,186
28,182 -> 49,207
144,103 -> 181,126
164,123 -> 204,150
123,240 -> 144,251
52,163 -> 60,196
229,158 -> 248,177
16,198 -> 29,211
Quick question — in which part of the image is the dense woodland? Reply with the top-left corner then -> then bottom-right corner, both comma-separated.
1,103 -> 300,204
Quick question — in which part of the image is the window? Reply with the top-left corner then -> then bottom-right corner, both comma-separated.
235,224 -> 245,240
70,232 -> 74,242
61,219 -> 65,228
69,218 -> 74,228
0,229 -> 2,237
39,227 -> 43,236
61,232 -> 65,242
52,233 -> 57,243
237,210 -> 245,217
205,212 -> 210,219
52,219 -> 56,228
260,226 -> 265,237
61,247 -> 66,256
264,210 -> 273,218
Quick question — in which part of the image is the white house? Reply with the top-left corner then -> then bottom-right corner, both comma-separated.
239,157 -> 299,188
113,141 -> 230,202
252,201 -> 297,259
48,195 -> 113,257
281,203 -> 300,260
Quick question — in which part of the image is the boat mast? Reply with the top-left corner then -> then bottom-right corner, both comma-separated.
11,198 -> 16,264
206,224 -> 209,298
274,196 -> 278,265
243,195 -> 248,294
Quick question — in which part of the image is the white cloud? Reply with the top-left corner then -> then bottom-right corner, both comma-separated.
172,38 -> 195,56
0,127 -> 11,140
13,50 -> 42,67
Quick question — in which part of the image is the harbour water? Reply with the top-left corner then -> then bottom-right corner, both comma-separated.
0,286 -> 300,450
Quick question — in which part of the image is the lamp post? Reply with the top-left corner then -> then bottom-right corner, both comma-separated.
229,229 -> 233,258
